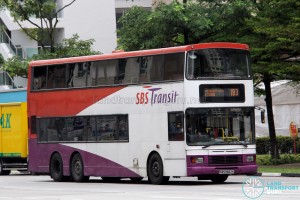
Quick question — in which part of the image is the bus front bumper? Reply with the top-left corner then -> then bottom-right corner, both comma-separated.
187,165 -> 257,176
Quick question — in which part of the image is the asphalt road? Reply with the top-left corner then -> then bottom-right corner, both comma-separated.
0,173 -> 299,200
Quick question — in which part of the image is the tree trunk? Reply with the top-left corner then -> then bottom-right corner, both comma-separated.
263,76 -> 280,159
183,0 -> 189,45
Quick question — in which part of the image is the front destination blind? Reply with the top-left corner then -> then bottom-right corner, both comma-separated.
199,84 -> 245,103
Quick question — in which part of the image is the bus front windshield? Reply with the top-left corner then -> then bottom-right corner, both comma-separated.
186,108 -> 254,146
186,48 -> 251,79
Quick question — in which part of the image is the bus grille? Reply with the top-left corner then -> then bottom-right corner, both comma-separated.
208,155 -> 243,166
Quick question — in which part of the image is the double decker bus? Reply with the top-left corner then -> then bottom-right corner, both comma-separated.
28,42 -> 257,184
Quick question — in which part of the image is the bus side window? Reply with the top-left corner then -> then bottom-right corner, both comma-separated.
71,63 -> 89,87
47,64 -> 67,89
139,57 -> 150,82
33,66 -> 47,90
164,53 -> 184,80
123,57 -> 139,84
168,112 -> 184,141
148,55 -> 164,82
95,60 -> 117,86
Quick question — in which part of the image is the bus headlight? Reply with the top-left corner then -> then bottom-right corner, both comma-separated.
191,157 -> 204,164
246,155 -> 255,162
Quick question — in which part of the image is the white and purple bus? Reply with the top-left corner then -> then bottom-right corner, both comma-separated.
28,42 -> 257,184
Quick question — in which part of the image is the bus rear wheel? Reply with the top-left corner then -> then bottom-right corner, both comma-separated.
211,175 -> 228,184
50,153 -> 67,182
71,153 -> 89,182
147,153 -> 169,185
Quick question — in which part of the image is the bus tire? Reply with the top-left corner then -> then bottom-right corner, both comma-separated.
147,153 -> 169,185
71,153 -> 89,182
211,175 -> 228,184
50,153 -> 66,182
0,160 -> 10,175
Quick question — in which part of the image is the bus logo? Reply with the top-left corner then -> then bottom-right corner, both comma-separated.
136,86 -> 179,105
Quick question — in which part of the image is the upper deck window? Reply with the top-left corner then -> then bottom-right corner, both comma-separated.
186,49 -> 251,80
31,52 -> 185,91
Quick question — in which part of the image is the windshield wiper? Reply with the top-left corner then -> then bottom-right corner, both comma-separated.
202,142 -> 248,149
202,144 -> 212,149
237,141 -> 248,148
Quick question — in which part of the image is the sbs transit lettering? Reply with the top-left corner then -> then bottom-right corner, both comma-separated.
136,86 -> 179,105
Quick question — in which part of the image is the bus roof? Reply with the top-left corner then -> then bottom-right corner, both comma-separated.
29,42 -> 249,67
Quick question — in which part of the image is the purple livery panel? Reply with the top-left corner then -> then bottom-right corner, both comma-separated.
28,139 -> 141,178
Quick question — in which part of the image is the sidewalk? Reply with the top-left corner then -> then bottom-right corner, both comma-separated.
255,172 -> 300,177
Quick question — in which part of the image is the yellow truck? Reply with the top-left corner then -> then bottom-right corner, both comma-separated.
0,87 -> 28,175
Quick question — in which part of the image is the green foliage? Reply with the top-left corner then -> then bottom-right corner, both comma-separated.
246,0 -> 300,82
257,154 -> 300,165
31,34 -> 100,60
117,0 -> 254,51
0,56 -> 29,78
256,136 -> 300,155
256,137 -> 271,154
1,34 -> 99,77
55,34 -> 100,58
0,0 -> 76,52
0,54 -> 5,66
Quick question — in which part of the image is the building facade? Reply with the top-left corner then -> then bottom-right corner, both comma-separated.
0,0 -> 153,60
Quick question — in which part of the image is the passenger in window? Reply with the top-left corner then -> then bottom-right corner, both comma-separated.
176,122 -> 183,133
196,125 -> 208,136
187,125 -> 195,135
169,122 -> 176,133
104,124 -> 112,132
119,120 -> 128,139
73,117 -> 84,130
34,74 -> 46,89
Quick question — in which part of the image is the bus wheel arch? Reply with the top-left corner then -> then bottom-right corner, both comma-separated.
147,152 -> 169,185
50,152 -> 67,182
70,152 -> 89,182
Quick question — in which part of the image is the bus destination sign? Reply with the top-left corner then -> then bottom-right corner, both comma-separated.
200,84 -> 245,103
204,88 -> 239,97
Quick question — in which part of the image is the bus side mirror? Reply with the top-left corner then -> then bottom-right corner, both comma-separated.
261,111 -> 265,123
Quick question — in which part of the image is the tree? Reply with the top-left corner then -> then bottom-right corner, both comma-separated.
118,0 -> 254,50
117,0 -> 300,159
0,0 -> 76,52
242,0 -> 300,159
1,34 -> 100,78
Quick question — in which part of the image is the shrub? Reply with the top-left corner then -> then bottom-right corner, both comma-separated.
256,136 -> 300,154
256,154 -> 300,165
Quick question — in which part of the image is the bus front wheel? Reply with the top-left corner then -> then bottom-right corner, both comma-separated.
71,153 -> 89,182
147,153 -> 169,185
50,153 -> 67,182
211,175 -> 228,184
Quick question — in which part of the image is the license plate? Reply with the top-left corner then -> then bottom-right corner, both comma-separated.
219,170 -> 235,174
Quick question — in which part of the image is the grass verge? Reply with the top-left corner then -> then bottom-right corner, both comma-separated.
257,154 -> 300,173
258,165 -> 300,174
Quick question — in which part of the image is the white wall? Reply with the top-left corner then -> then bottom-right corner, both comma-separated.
0,43 -> 14,60
11,30 -> 37,47
255,105 -> 300,137
61,0 -> 117,54
115,0 -> 152,8
255,84 -> 300,137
